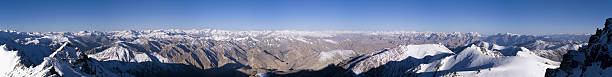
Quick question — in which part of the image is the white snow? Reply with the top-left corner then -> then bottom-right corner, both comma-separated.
295,37 -> 312,44
318,50 -> 356,62
351,44 -> 454,74
255,73 -> 268,77
234,37 -> 249,41
0,42 -> 121,77
49,42 -> 69,58
438,45 -> 560,77
516,47 -> 560,67
152,53 -> 172,63
0,45 -> 21,76
349,44 -> 562,77
322,39 -> 338,44
88,46 -> 152,63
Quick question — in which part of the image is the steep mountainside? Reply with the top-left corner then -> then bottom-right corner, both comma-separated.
546,18 -> 612,77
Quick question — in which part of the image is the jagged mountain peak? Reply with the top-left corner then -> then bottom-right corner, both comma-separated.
605,18 -> 612,28
546,18 -> 612,77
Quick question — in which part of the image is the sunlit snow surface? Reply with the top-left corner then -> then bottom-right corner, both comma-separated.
348,44 -> 560,77
89,46 -> 153,63
0,45 -> 21,76
438,46 -> 559,77
351,44 -> 454,74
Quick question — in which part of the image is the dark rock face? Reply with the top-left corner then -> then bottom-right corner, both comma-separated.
546,18 -> 612,77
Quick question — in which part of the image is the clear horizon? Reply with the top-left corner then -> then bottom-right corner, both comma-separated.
1,0 -> 611,35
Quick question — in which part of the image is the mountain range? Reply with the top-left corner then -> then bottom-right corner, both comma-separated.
0,24 -> 595,76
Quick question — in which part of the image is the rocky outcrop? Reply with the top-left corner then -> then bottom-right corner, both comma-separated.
546,18 -> 612,77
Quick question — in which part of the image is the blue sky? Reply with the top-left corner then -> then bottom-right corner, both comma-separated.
0,0 -> 611,34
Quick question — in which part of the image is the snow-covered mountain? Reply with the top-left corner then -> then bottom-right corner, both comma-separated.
349,43 -> 558,77
268,42 -> 562,77
545,18 -> 612,77
0,27 -> 588,76
0,42 -> 117,77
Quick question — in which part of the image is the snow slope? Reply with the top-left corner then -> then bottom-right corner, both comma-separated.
350,44 -> 454,74
438,45 -> 559,77
0,45 -> 21,76
0,42 -> 121,77
346,43 -> 560,77
88,46 -> 152,63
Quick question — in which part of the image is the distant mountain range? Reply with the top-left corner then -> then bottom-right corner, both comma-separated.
0,26 -> 592,76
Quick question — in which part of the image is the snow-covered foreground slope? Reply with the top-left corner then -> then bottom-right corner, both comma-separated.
341,43 -> 560,77
0,45 -> 22,76
436,45 -> 559,77
0,42 -> 223,77
0,42 -> 117,77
